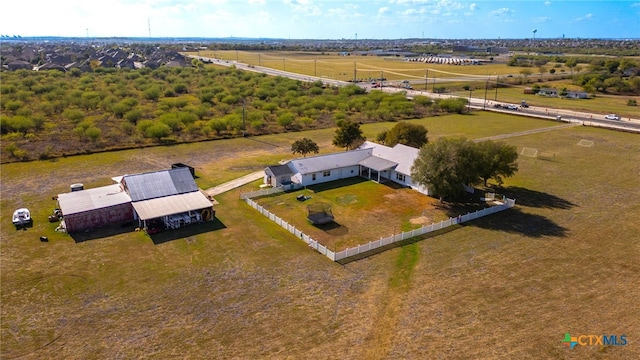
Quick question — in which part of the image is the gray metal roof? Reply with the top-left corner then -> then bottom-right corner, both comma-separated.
359,156 -> 398,171
265,164 -> 294,177
124,167 -> 198,202
132,191 -> 212,220
360,141 -> 419,175
290,148 -> 372,174
58,184 -> 131,215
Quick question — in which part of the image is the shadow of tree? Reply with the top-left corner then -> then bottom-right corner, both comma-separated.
149,218 -> 227,245
466,208 -> 569,238
497,186 -> 576,210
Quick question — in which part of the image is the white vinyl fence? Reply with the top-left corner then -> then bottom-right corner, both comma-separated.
244,191 -> 515,262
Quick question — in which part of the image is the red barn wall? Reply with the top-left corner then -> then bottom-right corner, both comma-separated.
64,203 -> 134,233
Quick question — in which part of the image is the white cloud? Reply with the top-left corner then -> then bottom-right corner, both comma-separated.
470,3 -> 477,11
283,0 -> 321,16
248,0 -> 266,5
576,13 -> 593,21
533,16 -> 550,23
378,6 -> 390,14
544,1 -> 551,5
490,7 -> 513,16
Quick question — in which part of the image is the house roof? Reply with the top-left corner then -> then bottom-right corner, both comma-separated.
360,141 -> 419,175
265,164 -> 294,177
289,148 -> 372,174
131,191 -> 212,220
124,167 -> 197,202
58,184 -> 131,216
358,156 -> 398,171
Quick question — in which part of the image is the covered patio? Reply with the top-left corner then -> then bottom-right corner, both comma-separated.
358,156 -> 398,183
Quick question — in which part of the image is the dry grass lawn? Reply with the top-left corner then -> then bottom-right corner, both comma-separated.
1,116 -> 639,359
254,178 -> 455,251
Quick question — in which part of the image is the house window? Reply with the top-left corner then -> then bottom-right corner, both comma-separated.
323,170 -> 331,177
312,174 -> 316,181
396,173 -> 406,182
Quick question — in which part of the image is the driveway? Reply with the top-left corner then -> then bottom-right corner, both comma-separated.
203,171 -> 265,198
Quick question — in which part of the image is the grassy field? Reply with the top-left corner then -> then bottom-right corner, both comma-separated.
2,114 -> 639,359
196,50 -> 640,118
201,50 -> 548,81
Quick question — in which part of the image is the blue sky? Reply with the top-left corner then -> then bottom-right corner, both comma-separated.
2,1 -> 638,39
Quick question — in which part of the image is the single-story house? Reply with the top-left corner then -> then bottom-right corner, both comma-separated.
566,91 -> 588,99
57,167 -> 214,233
263,141 -> 429,194
537,88 -> 558,97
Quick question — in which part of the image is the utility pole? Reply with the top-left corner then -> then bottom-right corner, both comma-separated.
494,76 -> 499,101
353,62 -> 357,82
242,99 -> 246,137
425,69 -> 429,91
468,88 -> 473,113
314,59 -> 317,77
483,79 -> 489,109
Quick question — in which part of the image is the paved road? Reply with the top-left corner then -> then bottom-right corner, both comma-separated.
203,170 -> 264,198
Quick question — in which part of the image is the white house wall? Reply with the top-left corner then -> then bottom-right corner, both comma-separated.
300,165 -> 360,186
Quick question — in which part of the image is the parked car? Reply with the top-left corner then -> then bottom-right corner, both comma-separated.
604,114 -> 621,120
506,104 -> 519,110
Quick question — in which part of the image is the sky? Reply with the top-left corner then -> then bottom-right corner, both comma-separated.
2,0 -> 639,40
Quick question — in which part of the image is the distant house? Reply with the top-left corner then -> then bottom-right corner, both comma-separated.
537,88 -> 558,97
57,167 -> 214,233
263,141 -> 429,194
566,91 -> 588,99
5,60 -> 33,71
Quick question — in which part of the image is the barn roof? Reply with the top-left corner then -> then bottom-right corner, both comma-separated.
58,184 -> 131,215
124,167 -> 197,202
131,191 -> 212,220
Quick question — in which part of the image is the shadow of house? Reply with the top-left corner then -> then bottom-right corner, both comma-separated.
70,221 -> 138,243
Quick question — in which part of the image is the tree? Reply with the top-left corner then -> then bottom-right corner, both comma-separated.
520,69 -> 533,83
333,120 -> 365,150
474,140 -> 519,186
382,122 -> 428,148
411,137 -> 480,201
291,137 -> 319,157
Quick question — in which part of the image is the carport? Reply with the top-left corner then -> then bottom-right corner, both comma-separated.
132,191 -> 214,232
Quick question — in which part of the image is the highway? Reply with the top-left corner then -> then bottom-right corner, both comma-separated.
189,55 -> 640,133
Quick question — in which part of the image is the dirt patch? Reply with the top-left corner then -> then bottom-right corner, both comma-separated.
409,216 -> 432,225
